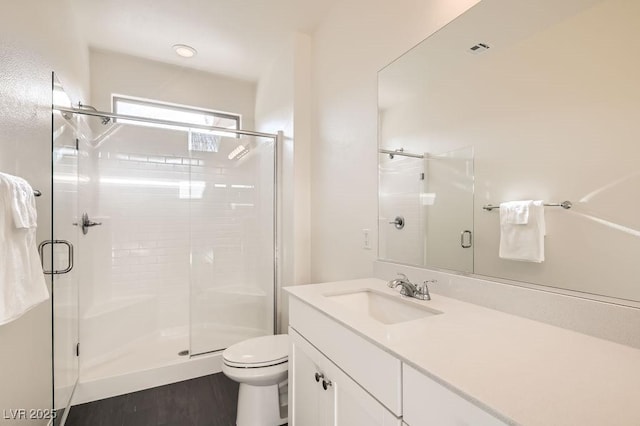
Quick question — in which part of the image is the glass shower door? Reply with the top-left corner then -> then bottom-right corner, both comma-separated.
189,134 -> 276,356
51,75 -> 80,419
424,146 -> 474,272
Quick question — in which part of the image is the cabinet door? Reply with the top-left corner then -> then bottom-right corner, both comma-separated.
291,334 -> 321,426
330,359 -> 400,426
290,328 -> 401,426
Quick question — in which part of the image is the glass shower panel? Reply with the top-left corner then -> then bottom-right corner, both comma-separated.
51,75 -> 80,415
79,119 -> 193,380
424,146 -> 474,272
75,112 -> 277,378
189,134 -> 275,356
378,154 -> 426,266
378,147 -> 474,272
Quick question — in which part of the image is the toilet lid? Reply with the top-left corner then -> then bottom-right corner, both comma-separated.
223,334 -> 289,368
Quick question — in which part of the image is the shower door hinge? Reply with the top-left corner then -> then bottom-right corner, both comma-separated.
75,138 -> 79,151
76,343 -> 80,357
420,173 -> 425,180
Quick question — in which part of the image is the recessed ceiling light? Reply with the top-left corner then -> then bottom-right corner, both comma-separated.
173,44 -> 197,58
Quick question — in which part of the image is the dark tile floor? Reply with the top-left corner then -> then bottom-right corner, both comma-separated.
65,373 -> 238,426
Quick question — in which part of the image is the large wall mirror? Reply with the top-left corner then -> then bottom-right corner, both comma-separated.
378,0 -> 640,303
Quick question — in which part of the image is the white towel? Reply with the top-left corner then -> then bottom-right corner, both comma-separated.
499,200 -> 545,263
500,200 -> 531,224
0,172 -> 49,325
6,173 -> 38,228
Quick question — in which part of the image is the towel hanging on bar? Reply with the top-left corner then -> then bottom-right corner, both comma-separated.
0,172 -> 49,325
499,200 -> 546,263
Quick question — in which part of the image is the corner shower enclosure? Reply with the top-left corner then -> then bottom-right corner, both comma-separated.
50,74 -> 279,419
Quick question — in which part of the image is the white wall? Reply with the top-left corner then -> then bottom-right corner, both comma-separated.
310,0 -> 480,282
0,0 -> 89,423
255,33 -> 312,331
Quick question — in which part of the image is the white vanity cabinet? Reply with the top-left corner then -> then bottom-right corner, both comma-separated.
288,296 -> 402,426
288,292 -> 509,426
289,328 -> 401,426
403,365 -> 507,426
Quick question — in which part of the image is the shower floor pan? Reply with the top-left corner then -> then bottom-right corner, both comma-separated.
74,325 -> 266,405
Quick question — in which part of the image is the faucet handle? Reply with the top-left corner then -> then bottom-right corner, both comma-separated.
396,273 -> 409,281
416,279 -> 436,301
419,279 -> 437,290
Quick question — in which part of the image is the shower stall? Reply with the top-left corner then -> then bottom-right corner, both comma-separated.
50,75 -> 280,416
378,146 -> 474,271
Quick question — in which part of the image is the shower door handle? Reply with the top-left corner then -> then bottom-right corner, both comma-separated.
460,230 -> 472,249
38,240 -> 74,275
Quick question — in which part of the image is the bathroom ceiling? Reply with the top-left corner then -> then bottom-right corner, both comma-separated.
70,0 -> 339,82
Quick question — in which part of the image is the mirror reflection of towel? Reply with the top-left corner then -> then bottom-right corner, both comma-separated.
501,200 -> 530,224
0,172 -> 49,325
499,200 -> 545,263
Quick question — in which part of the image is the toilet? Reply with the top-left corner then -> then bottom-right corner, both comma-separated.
222,334 -> 289,426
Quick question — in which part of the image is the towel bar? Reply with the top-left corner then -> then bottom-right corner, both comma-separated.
483,201 -> 572,211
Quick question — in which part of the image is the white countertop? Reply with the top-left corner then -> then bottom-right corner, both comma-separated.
286,278 -> 640,425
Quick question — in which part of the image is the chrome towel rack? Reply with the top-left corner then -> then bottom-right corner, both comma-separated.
482,200 -> 572,211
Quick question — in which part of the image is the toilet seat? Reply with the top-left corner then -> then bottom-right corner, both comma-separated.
223,334 -> 289,368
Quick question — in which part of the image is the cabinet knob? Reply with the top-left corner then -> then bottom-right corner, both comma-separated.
322,379 -> 333,390
315,372 -> 324,382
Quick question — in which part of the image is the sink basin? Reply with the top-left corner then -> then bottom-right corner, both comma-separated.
325,289 -> 442,324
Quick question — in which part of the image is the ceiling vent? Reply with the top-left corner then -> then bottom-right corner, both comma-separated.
469,42 -> 490,54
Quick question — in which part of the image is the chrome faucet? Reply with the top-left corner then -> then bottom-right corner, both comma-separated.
387,273 -> 418,298
387,273 -> 436,301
